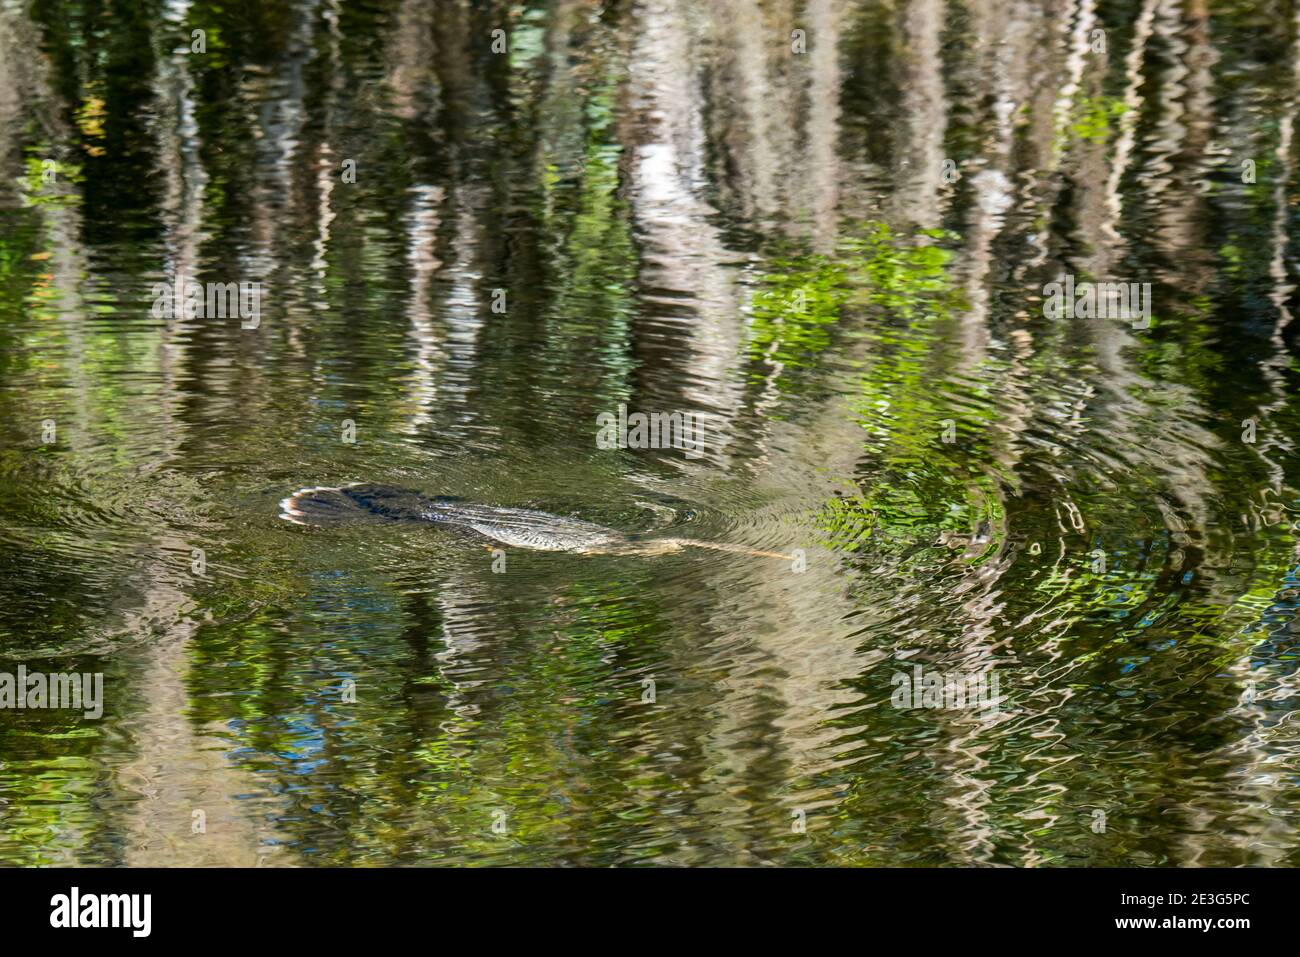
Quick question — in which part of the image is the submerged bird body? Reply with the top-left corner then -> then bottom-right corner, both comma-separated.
415,504 -> 629,552
279,484 -> 789,559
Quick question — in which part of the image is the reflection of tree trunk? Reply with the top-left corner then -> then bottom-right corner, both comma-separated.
436,194 -> 488,415
241,0 -> 317,362
655,389 -> 882,853
388,0 -> 448,432
388,0 -> 440,123
414,0 -> 495,430
1178,0 -> 1300,868
402,184 -> 447,431
0,2 -> 94,455
1252,1 -> 1300,491
0,10 -> 59,188
1143,0 -> 1216,290
932,0 -> 1107,863
1047,0 -> 1097,176
712,0 -> 781,223
1064,0 -> 1219,584
955,0 -> 1039,372
155,0 -> 206,450
804,0 -> 842,253
892,0 -> 947,231
306,0 -> 345,325
1007,0 -> 1077,275
118,575 -> 280,867
1096,0 -> 1158,270
619,0 -> 869,847
117,9 -> 284,866
1090,0 -> 1220,536
0,5 -> 90,861
623,0 -> 747,455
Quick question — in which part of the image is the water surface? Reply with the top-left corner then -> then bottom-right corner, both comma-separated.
2,0 -> 1300,866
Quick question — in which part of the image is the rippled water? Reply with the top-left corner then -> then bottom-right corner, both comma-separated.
2,0 -> 1300,866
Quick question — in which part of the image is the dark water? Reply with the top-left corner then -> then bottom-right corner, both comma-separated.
2,0 -> 1300,866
